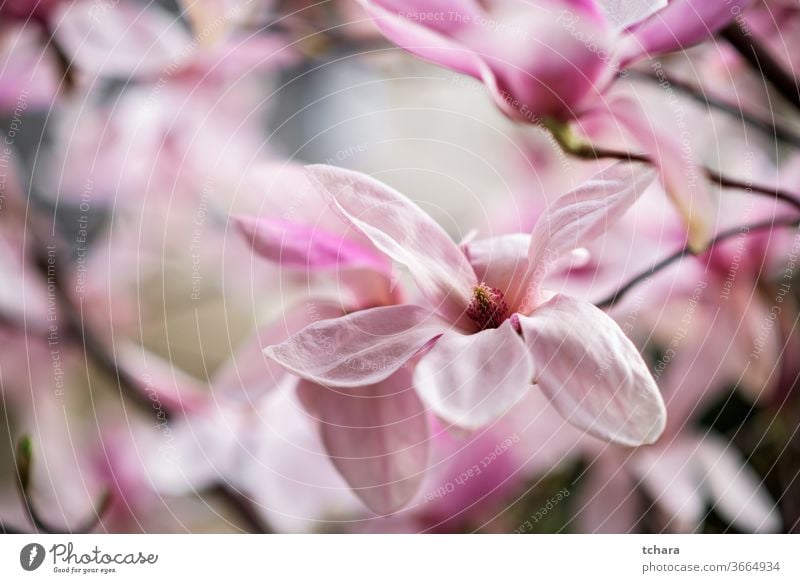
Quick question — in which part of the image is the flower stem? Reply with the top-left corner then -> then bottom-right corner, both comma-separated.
545,123 -> 800,213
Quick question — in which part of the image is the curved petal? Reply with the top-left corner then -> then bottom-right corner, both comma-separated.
297,367 -> 429,514
621,0 -> 757,63
233,215 -> 390,275
606,96 -> 715,252
213,302 -> 343,401
414,320 -> 533,429
360,0 -> 611,122
265,304 -> 448,387
357,0 -> 487,77
523,162 -> 656,309
466,2 -> 612,121
518,294 -> 666,446
695,434 -> 781,533
305,165 -> 476,323
465,233 -> 530,311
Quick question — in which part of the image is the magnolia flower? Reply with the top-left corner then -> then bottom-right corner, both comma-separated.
232,180 -> 431,515
357,0 -> 752,120
576,325 -> 782,534
577,430 -> 781,534
142,302 -> 399,531
267,162 -> 667,459
356,0 -> 727,250
619,0 -> 758,63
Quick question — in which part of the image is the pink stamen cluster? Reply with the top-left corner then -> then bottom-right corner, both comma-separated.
467,283 -> 509,330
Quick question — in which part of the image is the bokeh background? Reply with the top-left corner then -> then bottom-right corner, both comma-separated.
1,0 -> 799,533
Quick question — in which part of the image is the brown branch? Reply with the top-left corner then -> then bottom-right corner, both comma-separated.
721,23 -> 800,113
626,69 -> 800,148
560,140 -> 800,214
595,215 -> 800,309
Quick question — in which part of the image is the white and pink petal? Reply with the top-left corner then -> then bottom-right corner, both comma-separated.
518,294 -> 666,446
265,304 -> 448,387
414,320 -> 533,429
305,165 -> 476,324
297,367 -> 429,515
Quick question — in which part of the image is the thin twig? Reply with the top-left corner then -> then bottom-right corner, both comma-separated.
28,230 -> 155,415
562,141 -> 800,213
626,69 -> 800,148
22,217 -> 273,533
595,216 -> 800,309
705,169 -> 800,213
721,23 -> 800,113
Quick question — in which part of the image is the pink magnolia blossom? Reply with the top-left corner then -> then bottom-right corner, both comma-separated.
357,0 -> 751,120
266,162 -> 667,459
355,0 -> 728,250
232,191 -> 430,515
576,321 -> 782,533
145,305 -> 373,532
357,0 -> 616,121
618,0 -> 757,63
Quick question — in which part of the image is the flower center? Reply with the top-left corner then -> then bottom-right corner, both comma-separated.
467,283 -> 509,330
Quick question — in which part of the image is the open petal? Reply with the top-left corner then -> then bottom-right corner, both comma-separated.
695,434 -> 781,533
297,367 -> 429,515
518,294 -> 666,446
213,302 -> 343,401
233,215 -> 390,275
524,162 -> 656,308
465,233 -> 531,312
414,320 -> 533,429
305,165 -> 476,323
621,0 -> 757,63
265,304 -> 448,387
